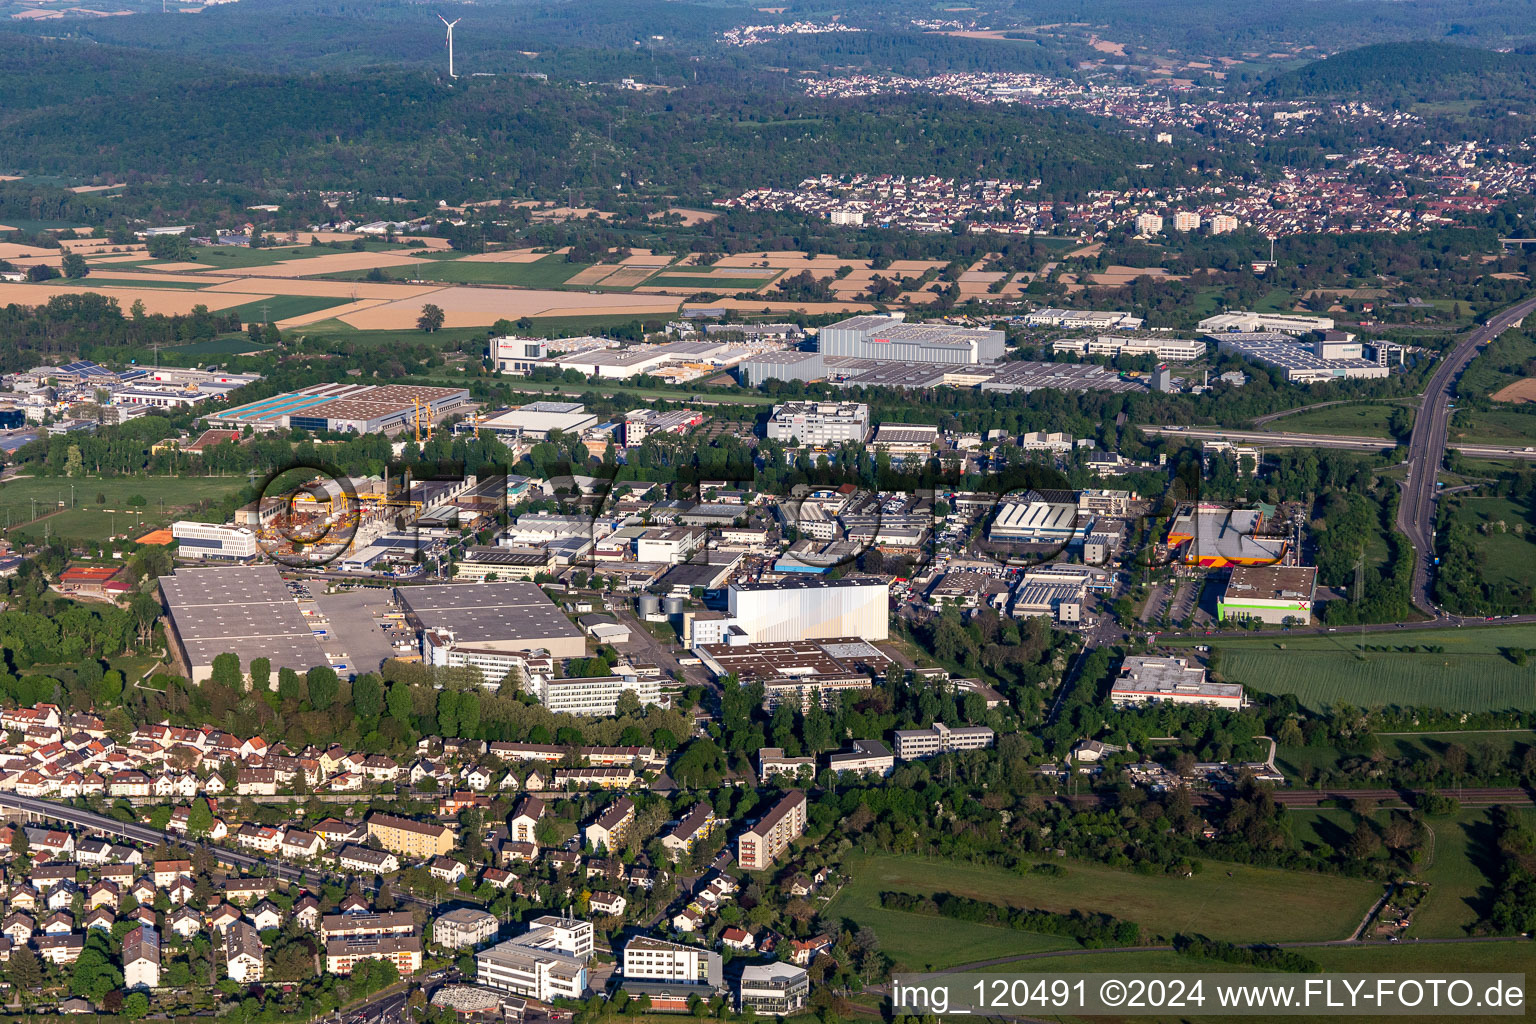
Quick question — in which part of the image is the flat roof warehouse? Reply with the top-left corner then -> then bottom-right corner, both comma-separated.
208,383 -> 471,434
160,565 -> 331,682
397,581 -> 586,658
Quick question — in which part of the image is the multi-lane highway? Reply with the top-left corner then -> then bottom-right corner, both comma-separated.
1397,295 -> 1536,614
1142,425 -> 1536,461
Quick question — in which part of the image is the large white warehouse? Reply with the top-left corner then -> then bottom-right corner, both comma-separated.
727,577 -> 889,643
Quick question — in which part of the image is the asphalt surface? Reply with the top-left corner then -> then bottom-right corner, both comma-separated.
0,792 -> 435,908
1397,294 -> 1536,614
1143,424 -> 1536,460
312,587 -> 405,675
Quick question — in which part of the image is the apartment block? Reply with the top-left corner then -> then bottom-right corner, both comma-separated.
737,790 -> 807,871
366,813 -> 456,858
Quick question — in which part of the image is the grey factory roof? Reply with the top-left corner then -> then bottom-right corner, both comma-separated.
396,582 -> 583,645
160,565 -> 330,673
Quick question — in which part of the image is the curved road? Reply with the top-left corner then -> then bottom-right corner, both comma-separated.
1397,295 -> 1536,615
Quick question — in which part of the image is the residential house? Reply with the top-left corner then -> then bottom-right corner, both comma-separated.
123,925 -> 161,990
224,921 -> 265,983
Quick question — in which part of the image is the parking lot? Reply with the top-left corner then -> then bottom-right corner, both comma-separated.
311,587 -> 406,675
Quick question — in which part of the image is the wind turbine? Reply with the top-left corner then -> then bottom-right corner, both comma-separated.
439,14 -> 461,79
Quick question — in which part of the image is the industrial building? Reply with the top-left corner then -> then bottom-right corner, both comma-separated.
160,565 -> 330,683
452,546 -> 557,582
399,582 -> 586,660
1212,332 -> 1389,383
208,382 -> 471,435
1050,336 -> 1208,361
1010,580 -> 1085,624
549,340 -> 742,380
694,637 -> 891,709
1198,312 -> 1334,335
727,577 -> 890,643
471,402 -> 599,441
869,424 -> 939,456
816,315 -> 1005,364
738,349 -> 825,387
490,336 -> 552,374
987,498 -> 1085,544
1167,506 -> 1287,567
1218,565 -> 1318,624
977,359 -> 1146,395
892,723 -> 995,760
170,521 -> 259,561
476,917 -> 592,1002
622,408 -> 705,447
765,401 -> 869,446
1110,656 -> 1244,710
1022,308 -> 1144,330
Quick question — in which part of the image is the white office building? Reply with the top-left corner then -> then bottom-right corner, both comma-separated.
622,936 -> 722,988
476,917 -> 592,1002
171,521 -> 259,560
1197,312 -> 1334,335
765,402 -> 869,446
530,673 -> 662,716
1050,336 -> 1207,361
1110,656 -> 1244,709
727,577 -> 889,643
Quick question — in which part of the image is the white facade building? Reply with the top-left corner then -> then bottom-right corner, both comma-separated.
171,521 -> 259,560
765,402 -> 869,446
476,917 -> 592,1002
530,674 -> 662,716
1050,336 -> 1207,362
727,578 -> 889,643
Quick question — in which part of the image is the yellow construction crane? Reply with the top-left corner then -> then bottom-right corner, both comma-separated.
412,397 -> 433,444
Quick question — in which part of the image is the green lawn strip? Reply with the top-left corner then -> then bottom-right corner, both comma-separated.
1448,407 -> 1536,445
830,851 -> 1378,948
0,475 -> 247,536
1259,401 -> 1410,438
1167,625 -> 1536,712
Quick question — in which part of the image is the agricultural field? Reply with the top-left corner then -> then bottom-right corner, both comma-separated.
0,474 -> 248,543
169,335 -> 274,357
1260,401 -> 1410,438
1176,625 -> 1536,712
829,851 -> 1381,965
330,253 -> 598,289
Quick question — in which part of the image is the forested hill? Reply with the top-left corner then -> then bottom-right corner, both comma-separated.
1258,41 -> 1536,102
0,34 -> 1220,205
